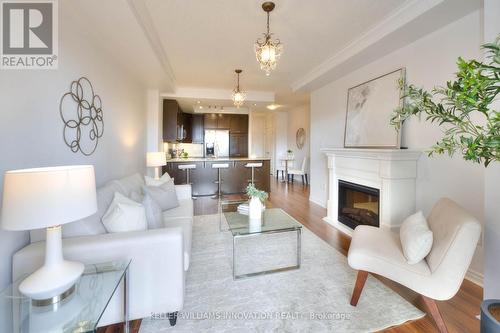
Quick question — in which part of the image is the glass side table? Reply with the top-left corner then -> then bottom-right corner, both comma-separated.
0,259 -> 131,333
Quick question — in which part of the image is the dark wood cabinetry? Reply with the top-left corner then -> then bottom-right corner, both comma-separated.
217,114 -> 231,129
163,159 -> 270,196
203,113 -> 218,129
191,114 -> 204,144
181,113 -> 192,143
203,113 -> 248,132
164,104 -> 249,151
229,133 -> 248,157
229,115 -> 248,133
163,99 -> 182,142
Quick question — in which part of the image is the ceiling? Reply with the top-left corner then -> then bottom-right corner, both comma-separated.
62,0 -> 481,112
143,0 -> 411,105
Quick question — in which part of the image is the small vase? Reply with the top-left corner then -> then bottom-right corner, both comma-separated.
249,196 -> 263,220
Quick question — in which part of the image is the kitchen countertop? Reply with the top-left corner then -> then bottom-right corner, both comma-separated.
166,157 -> 271,162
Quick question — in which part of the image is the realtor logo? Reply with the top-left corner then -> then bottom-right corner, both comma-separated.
1,0 -> 58,69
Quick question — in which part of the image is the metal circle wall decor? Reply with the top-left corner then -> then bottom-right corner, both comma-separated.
296,128 -> 306,149
59,77 -> 104,156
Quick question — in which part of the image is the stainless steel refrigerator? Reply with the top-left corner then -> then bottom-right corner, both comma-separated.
204,129 -> 229,157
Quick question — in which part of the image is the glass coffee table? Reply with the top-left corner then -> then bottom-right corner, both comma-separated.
223,207 -> 302,280
0,259 -> 130,333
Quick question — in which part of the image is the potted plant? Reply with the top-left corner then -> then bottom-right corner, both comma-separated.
287,149 -> 294,159
391,36 -> 499,166
246,184 -> 268,223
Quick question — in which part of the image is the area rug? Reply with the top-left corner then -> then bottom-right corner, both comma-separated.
139,214 -> 424,333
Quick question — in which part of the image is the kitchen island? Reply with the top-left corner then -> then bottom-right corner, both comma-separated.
163,157 -> 270,197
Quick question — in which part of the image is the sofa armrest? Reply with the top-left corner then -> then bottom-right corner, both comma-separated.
13,227 -> 185,324
175,184 -> 192,200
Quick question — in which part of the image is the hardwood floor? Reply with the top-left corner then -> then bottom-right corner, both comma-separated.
101,178 -> 483,333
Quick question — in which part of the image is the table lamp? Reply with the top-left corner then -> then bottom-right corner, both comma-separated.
147,152 -> 167,180
1,165 -> 97,303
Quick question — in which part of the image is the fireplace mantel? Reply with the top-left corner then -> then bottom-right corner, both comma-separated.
321,147 -> 421,236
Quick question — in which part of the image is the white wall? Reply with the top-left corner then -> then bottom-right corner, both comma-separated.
274,112 -> 288,174
249,111 -> 267,158
483,0 -> 500,299
310,10 -> 486,279
287,105 -> 310,182
0,5 -> 147,289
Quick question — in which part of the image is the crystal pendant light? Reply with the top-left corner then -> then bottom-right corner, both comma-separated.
254,2 -> 283,76
232,69 -> 246,108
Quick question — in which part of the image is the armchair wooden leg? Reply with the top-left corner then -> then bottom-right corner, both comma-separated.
350,270 -> 368,306
421,296 -> 449,333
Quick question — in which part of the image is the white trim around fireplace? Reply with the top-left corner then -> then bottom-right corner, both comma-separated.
321,148 -> 421,235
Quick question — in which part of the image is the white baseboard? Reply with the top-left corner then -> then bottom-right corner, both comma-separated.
465,269 -> 483,287
309,197 -> 326,208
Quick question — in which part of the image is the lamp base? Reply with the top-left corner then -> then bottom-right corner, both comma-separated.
19,260 -> 84,302
18,225 -> 84,302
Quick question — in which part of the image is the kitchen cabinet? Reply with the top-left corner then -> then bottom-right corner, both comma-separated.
163,99 -> 182,142
229,133 -> 248,157
164,159 -> 270,196
217,114 -> 230,129
181,113 -> 192,143
204,113 -> 218,128
229,114 -> 248,133
203,113 -> 247,131
191,114 -> 204,144
163,99 -> 198,143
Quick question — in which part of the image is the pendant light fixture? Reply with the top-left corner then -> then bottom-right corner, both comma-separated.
254,2 -> 283,76
232,69 -> 246,108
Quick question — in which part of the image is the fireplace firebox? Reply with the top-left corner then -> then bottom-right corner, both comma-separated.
338,180 -> 379,229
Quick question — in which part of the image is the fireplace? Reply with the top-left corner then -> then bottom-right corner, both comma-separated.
338,180 -> 379,229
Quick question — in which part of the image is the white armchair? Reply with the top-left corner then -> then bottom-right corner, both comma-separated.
347,198 -> 481,333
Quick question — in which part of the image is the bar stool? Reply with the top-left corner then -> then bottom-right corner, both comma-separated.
178,164 -> 196,185
212,163 -> 229,198
245,162 -> 263,185
178,164 -> 197,199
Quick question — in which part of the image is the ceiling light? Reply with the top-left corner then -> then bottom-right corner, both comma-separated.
266,104 -> 280,110
254,2 -> 282,76
196,100 -> 201,104
198,105 -> 203,109
232,69 -> 246,108
253,103 -> 257,106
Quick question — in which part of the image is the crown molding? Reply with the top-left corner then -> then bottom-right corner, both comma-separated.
127,0 -> 176,91
292,0 -> 480,92
162,87 -> 275,103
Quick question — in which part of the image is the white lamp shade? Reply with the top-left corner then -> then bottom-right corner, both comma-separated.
1,165 -> 97,231
147,152 -> 167,167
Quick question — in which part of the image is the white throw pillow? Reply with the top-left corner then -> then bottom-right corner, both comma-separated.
142,180 -> 179,211
129,190 -> 163,229
142,194 -> 163,229
399,211 -> 433,265
145,172 -> 172,187
102,192 -> 147,233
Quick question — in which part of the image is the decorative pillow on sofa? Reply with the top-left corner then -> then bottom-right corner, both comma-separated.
399,211 -> 433,265
102,192 -> 147,233
130,190 -> 163,229
144,172 -> 172,187
142,180 -> 179,211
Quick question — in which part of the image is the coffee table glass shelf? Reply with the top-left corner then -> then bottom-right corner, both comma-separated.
223,206 -> 302,280
0,259 -> 130,333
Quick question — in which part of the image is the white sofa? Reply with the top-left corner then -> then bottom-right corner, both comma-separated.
12,173 -> 193,326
